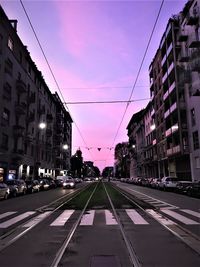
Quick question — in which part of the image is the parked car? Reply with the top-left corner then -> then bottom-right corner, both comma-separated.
0,183 -> 10,199
159,176 -> 179,191
185,182 -> 200,198
39,179 -> 50,190
150,178 -> 161,189
6,179 -> 27,196
63,177 -> 75,189
45,178 -> 57,189
25,180 -> 40,193
175,181 -> 193,194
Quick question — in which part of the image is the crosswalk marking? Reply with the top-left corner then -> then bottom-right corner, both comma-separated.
161,209 -> 199,225
126,209 -> 149,225
23,212 -> 51,227
50,210 -> 74,226
181,209 -> 200,219
0,212 -> 17,220
80,210 -> 95,225
146,209 -> 175,225
0,211 -> 35,228
105,210 -> 117,225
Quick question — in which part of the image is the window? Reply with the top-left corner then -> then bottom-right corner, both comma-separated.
1,133 -> 8,149
191,108 -> 196,126
4,58 -> 13,76
8,36 -> 13,51
195,157 -> 200,168
2,108 -> 10,124
3,83 -> 12,101
193,131 -> 199,150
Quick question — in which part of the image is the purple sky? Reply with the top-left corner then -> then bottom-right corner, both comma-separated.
1,0 -> 187,171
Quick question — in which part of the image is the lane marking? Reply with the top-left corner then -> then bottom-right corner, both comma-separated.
0,212 -> 35,228
126,209 -> 149,225
125,187 -> 179,209
161,209 -> 199,225
50,210 -> 74,226
80,210 -> 95,225
23,212 -> 51,227
146,209 -> 175,225
0,212 -> 17,220
105,210 -> 117,225
181,209 -> 200,219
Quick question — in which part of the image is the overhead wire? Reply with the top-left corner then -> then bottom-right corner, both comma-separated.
19,0 -> 95,161
104,0 -> 165,170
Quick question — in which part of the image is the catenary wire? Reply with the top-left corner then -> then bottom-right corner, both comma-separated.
64,98 -> 151,105
19,0 -> 95,161
104,0 -> 165,170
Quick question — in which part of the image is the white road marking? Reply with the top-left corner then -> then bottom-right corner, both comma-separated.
23,211 -> 51,227
146,209 -> 175,225
50,210 -> 74,226
0,212 -> 17,220
80,210 -> 95,225
105,210 -> 117,225
126,209 -> 149,225
161,209 -> 199,225
181,209 -> 200,219
124,187 -> 179,209
0,211 -> 35,228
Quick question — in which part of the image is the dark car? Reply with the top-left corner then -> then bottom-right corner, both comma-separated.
0,183 -> 10,200
6,179 -> 27,197
25,180 -> 40,193
186,182 -> 200,198
175,181 -> 193,194
39,179 -> 50,190
45,178 -> 57,189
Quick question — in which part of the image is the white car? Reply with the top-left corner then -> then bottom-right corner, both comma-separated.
159,176 -> 179,190
62,176 -> 75,189
0,183 -> 10,199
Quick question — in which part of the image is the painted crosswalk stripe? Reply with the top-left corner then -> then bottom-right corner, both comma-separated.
0,211 -> 35,228
23,211 -> 51,227
80,210 -> 95,225
161,209 -> 199,225
181,209 -> 200,219
126,209 -> 148,225
50,210 -> 74,226
105,210 -> 117,225
0,212 -> 17,220
146,209 -> 175,225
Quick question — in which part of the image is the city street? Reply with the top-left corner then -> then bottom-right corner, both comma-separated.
0,181 -> 199,267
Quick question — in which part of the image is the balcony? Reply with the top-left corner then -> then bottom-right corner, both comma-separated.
13,125 -> 25,137
178,33 -> 188,42
166,43 -> 173,56
161,54 -> 167,66
152,139 -> 157,145
186,8 -> 199,25
15,102 -> 27,115
165,128 -> 172,137
163,90 -> 169,101
169,81 -> 176,94
188,33 -> 200,48
190,58 -> 200,72
164,109 -> 170,119
167,145 -> 181,156
162,71 -> 168,84
16,79 -> 26,94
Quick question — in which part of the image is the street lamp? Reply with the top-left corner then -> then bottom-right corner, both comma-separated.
39,122 -> 46,129
63,144 -> 69,150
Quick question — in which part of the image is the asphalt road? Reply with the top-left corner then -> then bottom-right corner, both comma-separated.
0,181 -> 199,267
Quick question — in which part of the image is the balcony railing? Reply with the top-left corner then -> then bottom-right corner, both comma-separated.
163,90 -> 169,101
188,33 -> 200,48
169,81 -> 176,94
166,43 -> 173,56
161,54 -> 167,66
167,145 -> 181,156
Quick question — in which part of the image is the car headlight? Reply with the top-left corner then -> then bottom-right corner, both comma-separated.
63,182 -> 67,186
70,182 -> 74,186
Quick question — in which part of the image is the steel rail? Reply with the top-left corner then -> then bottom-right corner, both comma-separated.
0,183 -> 92,251
110,183 -> 200,255
50,182 -> 99,267
102,182 -> 142,267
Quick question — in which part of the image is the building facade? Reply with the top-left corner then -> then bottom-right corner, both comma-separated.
0,6 -> 72,181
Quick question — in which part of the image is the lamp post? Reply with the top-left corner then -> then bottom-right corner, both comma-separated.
34,122 -> 46,179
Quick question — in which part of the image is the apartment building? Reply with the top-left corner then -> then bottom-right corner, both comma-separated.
0,6 -> 72,181
114,142 -> 130,178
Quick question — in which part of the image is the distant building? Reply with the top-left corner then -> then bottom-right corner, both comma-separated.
0,6 -> 72,181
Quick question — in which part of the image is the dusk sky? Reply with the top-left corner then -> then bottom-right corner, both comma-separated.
1,0 -> 187,171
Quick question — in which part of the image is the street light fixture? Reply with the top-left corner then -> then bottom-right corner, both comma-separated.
63,144 -> 69,150
39,122 -> 46,129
